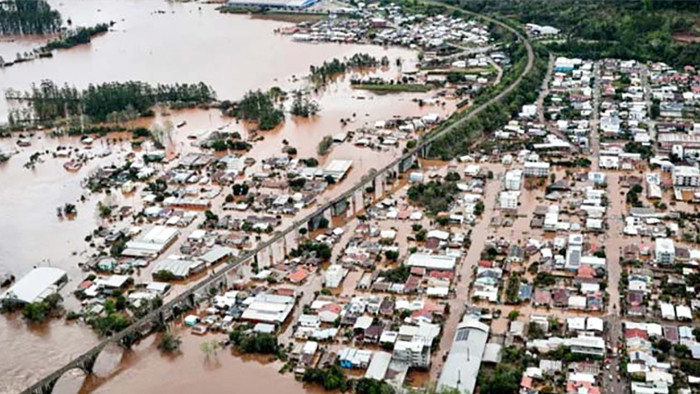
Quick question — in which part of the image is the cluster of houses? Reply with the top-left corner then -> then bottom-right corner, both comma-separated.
290,3 -> 490,51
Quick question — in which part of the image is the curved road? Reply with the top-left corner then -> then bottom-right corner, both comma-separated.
21,4 -> 536,393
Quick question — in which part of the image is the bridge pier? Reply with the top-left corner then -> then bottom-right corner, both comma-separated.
36,377 -> 58,394
374,173 -> 385,200
420,142 -> 431,158
78,352 -> 99,374
331,197 -> 348,217
353,189 -> 364,215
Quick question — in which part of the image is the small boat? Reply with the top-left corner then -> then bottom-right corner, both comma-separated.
63,160 -> 82,171
177,121 -> 187,128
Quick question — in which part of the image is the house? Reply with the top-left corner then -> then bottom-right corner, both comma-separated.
152,256 -> 206,279
338,347 -> 372,369
655,238 -> 675,265
241,293 -> 295,325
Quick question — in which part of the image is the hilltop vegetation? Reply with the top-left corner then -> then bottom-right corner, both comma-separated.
452,0 -> 700,67
0,0 -> 61,35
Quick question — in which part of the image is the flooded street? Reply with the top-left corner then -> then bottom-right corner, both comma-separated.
0,0 -> 457,392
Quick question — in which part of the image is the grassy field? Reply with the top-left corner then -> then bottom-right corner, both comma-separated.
351,84 -> 431,93
425,66 -> 495,75
217,6 -> 327,23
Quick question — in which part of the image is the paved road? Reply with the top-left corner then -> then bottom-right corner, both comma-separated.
602,172 -> 627,394
536,53 -> 554,124
590,61 -> 601,170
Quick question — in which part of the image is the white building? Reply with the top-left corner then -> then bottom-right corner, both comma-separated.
1,267 -> 68,305
672,166 -> 700,187
504,169 -> 522,190
324,264 -> 348,288
393,323 -> 441,368
524,161 -> 550,177
655,238 -> 675,265
499,191 -> 520,210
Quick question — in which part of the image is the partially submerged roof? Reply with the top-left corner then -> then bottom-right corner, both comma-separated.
2,267 -> 67,304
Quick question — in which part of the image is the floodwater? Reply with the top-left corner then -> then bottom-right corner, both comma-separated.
0,0 -> 456,392
0,0 -> 428,120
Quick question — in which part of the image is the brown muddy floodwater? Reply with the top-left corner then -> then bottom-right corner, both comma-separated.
0,0 -> 457,392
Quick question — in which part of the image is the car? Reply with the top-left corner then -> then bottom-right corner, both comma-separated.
608,374 -> 613,381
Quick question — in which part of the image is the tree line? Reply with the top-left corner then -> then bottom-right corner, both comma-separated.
42,22 -> 111,51
0,0 -> 61,35
6,79 -> 215,122
425,44 -> 549,159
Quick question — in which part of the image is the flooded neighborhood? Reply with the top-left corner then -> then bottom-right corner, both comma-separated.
1,0 -> 699,394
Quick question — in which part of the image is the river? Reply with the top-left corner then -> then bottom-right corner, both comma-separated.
0,0 -> 456,392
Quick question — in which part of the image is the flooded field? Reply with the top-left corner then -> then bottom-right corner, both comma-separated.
0,0 -> 459,392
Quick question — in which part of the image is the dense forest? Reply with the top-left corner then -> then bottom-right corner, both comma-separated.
6,80 -> 215,122
0,0 -> 61,35
450,0 -> 700,67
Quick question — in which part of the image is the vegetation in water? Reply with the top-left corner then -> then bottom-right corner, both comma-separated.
42,23 -> 111,51
229,325 -> 280,355
290,90 -> 319,117
228,89 -> 284,130
0,0 -> 61,35
301,364 -> 349,391
309,53 -> 386,85
157,331 -> 182,354
16,293 -> 63,324
317,135 -> 333,155
6,79 -> 215,123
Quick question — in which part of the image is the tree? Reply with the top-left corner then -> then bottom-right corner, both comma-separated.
158,331 -> 182,354
318,135 -> 333,155
290,90 -> 319,117
200,340 -> 220,360
384,250 -> 400,261
0,0 -> 62,35
355,378 -> 396,394
508,310 -> 520,321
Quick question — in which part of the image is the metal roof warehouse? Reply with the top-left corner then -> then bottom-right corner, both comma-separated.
1,267 -> 68,305
406,253 -> 457,271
